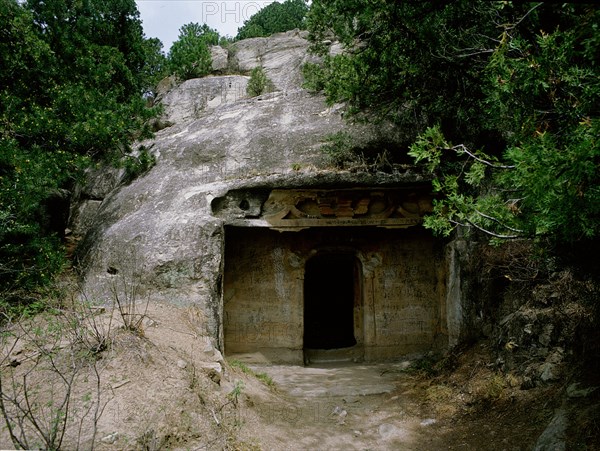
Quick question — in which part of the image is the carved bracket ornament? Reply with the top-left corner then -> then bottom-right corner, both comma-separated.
214,188 -> 434,231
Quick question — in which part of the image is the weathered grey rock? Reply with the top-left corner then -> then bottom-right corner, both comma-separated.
539,362 -> 558,382
101,432 -> 119,444
210,45 -> 228,73
78,166 -> 123,200
229,29 -> 320,91
69,200 -> 102,239
69,166 -> 123,238
76,83 -> 412,340
155,75 -> 178,100
566,382 -> 598,398
378,423 -> 401,439
212,349 -> 224,363
202,342 -> 224,363
200,362 -> 222,384
532,409 -> 567,451
420,418 -> 437,427
539,348 -> 564,382
160,75 -> 249,125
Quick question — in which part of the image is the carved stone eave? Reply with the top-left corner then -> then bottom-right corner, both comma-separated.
213,187 -> 434,231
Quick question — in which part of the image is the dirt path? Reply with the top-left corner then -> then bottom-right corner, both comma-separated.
241,362 -> 446,450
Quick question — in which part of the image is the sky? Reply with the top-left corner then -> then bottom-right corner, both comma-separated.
136,1 -> 277,53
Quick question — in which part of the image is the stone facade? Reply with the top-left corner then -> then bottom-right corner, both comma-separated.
224,225 -> 447,364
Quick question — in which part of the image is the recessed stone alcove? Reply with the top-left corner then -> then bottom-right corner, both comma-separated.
221,187 -> 449,364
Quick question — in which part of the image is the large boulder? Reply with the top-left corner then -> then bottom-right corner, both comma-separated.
228,29 -> 319,91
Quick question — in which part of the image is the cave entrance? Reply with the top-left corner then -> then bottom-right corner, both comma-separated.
303,253 -> 360,352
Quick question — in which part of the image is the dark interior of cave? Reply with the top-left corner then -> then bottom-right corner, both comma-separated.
303,253 -> 357,350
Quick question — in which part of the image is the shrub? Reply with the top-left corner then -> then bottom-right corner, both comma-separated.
246,67 -> 274,97
168,23 -> 219,80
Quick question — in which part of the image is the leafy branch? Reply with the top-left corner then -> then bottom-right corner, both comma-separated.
409,125 -> 525,240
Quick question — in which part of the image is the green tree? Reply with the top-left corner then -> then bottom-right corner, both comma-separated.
0,0 -> 160,308
236,0 -> 309,40
141,37 -> 169,96
305,1 -> 501,148
306,1 -> 600,244
168,23 -> 219,80
246,66 -> 274,97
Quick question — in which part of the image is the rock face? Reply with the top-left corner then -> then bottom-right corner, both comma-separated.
74,31 -> 463,362
209,45 -> 228,73
227,29 -> 320,91
159,76 -> 249,125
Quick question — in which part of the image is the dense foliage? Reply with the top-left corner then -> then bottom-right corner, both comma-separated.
305,1 -> 599,243
168,23 -> 220,80
0,0 -> 162,307
236,0 -> 308,40
142,37 -> 169,96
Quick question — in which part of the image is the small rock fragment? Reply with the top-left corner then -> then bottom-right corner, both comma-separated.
201,362 -> 222,384
420,418 -> 437,427
213,349 -> 224,363
101,432 -> 119,444
332,406 -> 343,415
379,423 -> 399,438
567,383 -> 598,399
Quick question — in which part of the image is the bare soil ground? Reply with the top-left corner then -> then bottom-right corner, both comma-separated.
1,302 -> 595,450
242,356 -> 556,451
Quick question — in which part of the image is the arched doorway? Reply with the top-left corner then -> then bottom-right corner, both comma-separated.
303,253 -> 360,351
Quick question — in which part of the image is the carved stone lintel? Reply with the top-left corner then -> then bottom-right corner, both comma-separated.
261,189 -> 433,230
213,187 -> 434,230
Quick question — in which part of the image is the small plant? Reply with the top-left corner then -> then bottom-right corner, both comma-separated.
255,372 -> 275,387
302,62 -> 326,92
425,384 -> 455,404
246,66 -> 274,97
404,352 -> 457,377
137,428 -> 164,451
65,296 -> 114,356
0,312 -> 107,450
228,359 -> 275,387
107,250 -> 150,336
226,381 -> 244,407
228,359 -> 252,375
122,146 -> 156,183
470,372 -> 508,402
321,131 -> 363,169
